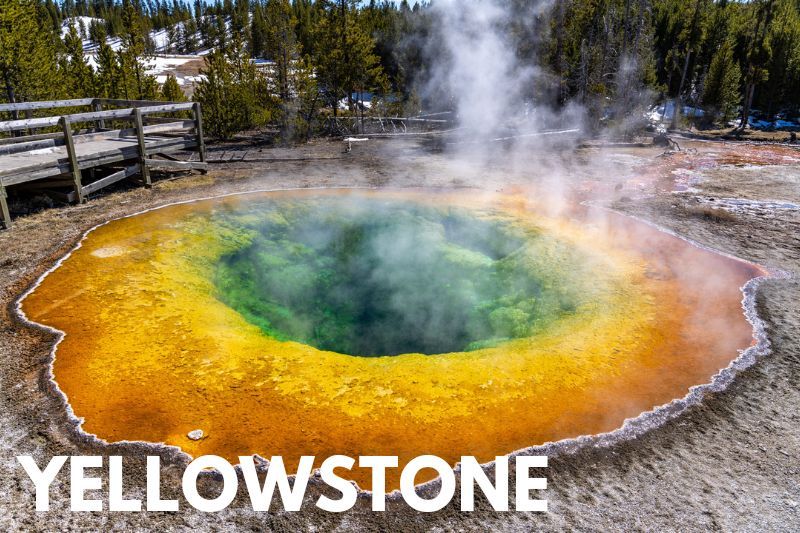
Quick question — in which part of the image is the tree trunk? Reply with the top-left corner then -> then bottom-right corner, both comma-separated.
740,80 -> 756,129
671,50 -> 691,130
622,0 -> 632,59
672,0 -> 705,130
579,39 -> 588,103
3,76 -> 15,108
739,0 -> 776,129
134,61 -> 143,100
341,0 -> 352,112
4,76 -> 19,135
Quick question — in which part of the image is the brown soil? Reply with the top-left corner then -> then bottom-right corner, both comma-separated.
172,58 -> 206,77
1,137 -> 798,531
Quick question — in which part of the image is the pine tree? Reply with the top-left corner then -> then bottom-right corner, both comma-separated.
702,39 -> 741,124
314,1 -> 387,115
43,0 -> 62,33
0,0 -> 61,107
194,38 -> 270,139
669,0 -> 712,129
160,73 -> 187,101
118,0 -> 157,99
231,0 -> 251,49
759,0 -> 800,119
739,0 -> 777,128
265,0 -> 298,102
62,22 -> 96,97
95,41 -> 121,98
167,22 -> 180,53
198,12 -> 213,49
89,18 -> 107,46
291,54 -> 320,141
294,0 -> 317,58
182,19 -> 199,54
215,13 -> 228,52
251,1 -> 269,58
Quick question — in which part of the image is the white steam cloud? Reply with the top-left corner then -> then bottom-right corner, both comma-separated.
426,0 -> 584,147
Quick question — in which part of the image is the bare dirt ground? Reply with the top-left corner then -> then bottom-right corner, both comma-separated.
0,136 -> 798,531
681,127 -> 798,143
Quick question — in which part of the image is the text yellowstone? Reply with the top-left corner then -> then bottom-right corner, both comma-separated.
17,454 -> 548,513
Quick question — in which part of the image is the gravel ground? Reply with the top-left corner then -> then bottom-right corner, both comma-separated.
0,137 -> 798,531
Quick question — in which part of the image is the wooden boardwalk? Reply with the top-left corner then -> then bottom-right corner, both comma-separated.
0,98 -> 207,229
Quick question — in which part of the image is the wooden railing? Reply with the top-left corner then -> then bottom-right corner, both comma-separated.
0,97 -> 192,114
0,99 -> 207,229
0,100 -> 198,133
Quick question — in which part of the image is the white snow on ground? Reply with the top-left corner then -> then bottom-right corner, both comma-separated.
644,102 -> 698,133
85,54 -> 99,70
62,16 -> 123,52
80,52 -> 203,87
646,101 -> 800,131
150,27 -> 171,53
79,51 -> 262,89
748,116 -> 800,130
143,55 -> 204,88
145,55 -> 198,73
61,16 -> 239,90
61,16 -> 214,55
647,101 -> 706,123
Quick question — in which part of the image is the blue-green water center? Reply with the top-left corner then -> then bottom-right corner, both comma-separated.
213,197 -> 584,356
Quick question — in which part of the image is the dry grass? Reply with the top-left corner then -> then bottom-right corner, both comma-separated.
173,58 -> 206,77
686,127 -> 797,143
685,205 -> 738,223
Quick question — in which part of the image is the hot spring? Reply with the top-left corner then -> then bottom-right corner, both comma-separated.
21,189 -> 762,490
214,199 -> 580,357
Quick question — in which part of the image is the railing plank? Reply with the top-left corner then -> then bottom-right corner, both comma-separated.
0,137 -> 62,156
138,103 -> 195,115
141,120 -> 196,135
0,132 -> 62,146
0,99 -> 94,113
96,98 -> 175,108
0,115 -> 61,132
81,164 -> 140,196
0,108 -> 134,132
0,138 -> 196,186
0,102 -> 194,133
144,159 -> 208,171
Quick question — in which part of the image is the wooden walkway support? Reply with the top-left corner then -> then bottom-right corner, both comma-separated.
0,98 -> 207,229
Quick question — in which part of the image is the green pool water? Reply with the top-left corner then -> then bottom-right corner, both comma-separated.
212,197 -> 586,357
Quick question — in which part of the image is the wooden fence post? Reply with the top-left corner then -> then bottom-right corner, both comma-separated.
25,109 -> 34,137
0,184 -> 10,229
92,100 -> 106,130
60,116 -> 84,203
193,102 -> 207,168
133,108 -> 151,188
